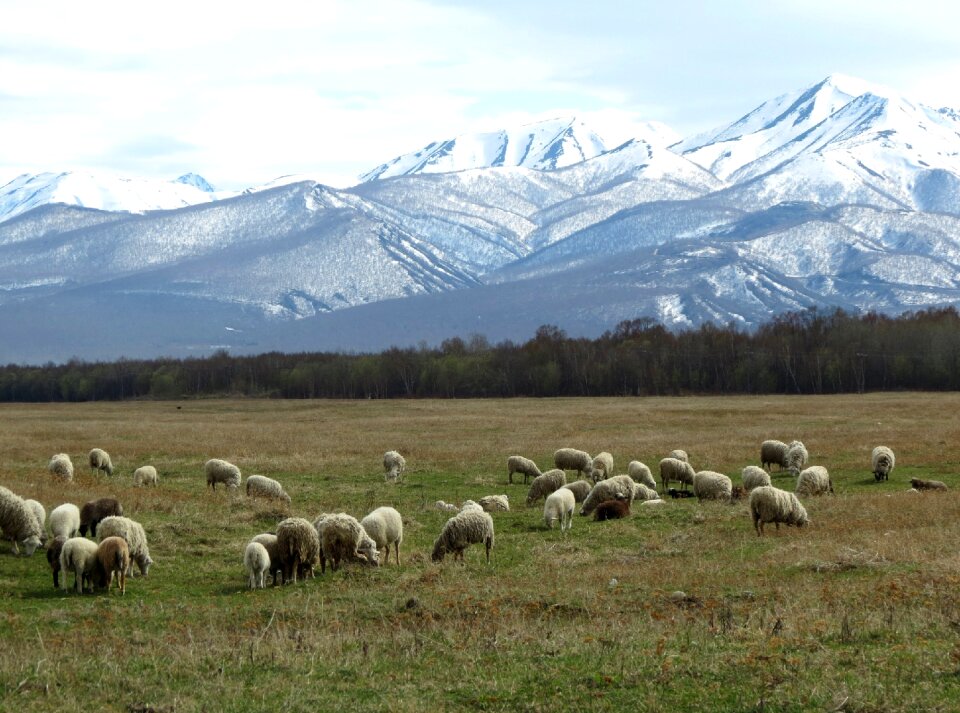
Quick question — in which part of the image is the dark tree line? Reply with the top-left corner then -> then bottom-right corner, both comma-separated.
3,307 -> 960,402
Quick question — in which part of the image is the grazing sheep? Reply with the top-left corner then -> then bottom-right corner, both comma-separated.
0,486 -> 43,556
88,448 -> 114,476
749,486 -> 809,536
507,455 -> 542,485
543,488 -> 575,531
97,536 -> 131,595
244,541 -> 271,589
433,500 -> 460,513
205,458 -> 241,492
23,499 -> 46,535
760,440 -> 789,471
251,533 -> 283,586
669,449 -> 689,463
796,465 -> 833,497
560,480 -> 593,503
431,509 -> 494,564
785,441 -> 809,475
276,517 -> 321,583
46,535 -> 66,588
872,446 -> 895,482
315,513 -> 379,573
97,516 -> 153,577
631,482 -> 661,502
591,452 -> 614,482
245,474 -> 292,505
553,448 -> 594,481
59,537 -> 101,593
627,461 -> 657,490
594,499 -> 631,521
580,475 -> 636,516
693,471 -> 734,502
460,500 -> 483,512
360,506 -> 404,566
742,465 -> 772,492
910,478 -> 948,491
660,457 -> 696,492
525,469 -> 567,506
478,495 -> 510,512
133,465 -> 158,487
79,497 -> 123,537
48,453 -> 74,482
49,503 -> 81,539
383,451 -> 406,483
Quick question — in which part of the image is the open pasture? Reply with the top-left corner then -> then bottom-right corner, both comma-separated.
1,394 -> 960,712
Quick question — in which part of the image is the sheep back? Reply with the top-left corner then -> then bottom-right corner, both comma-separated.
580,475 -> 635,516
785,441 -> 809,474
431,509 -> 494,563
627,461 -> 657,490
49,503 -> 81,539
553,448 -> 594,479
244,541 -> 271,589
693,471 -> 734,502
560,480 -> 593,503
749,486 -> 809,536
97,516 -> 153,576
591,452 -> 614,482
760,440 -> 788,471
594,499 -> 630,521
507,455 -> 541,485
96,536 -> 131,593
383,451 -> 406,482
0,486 -> 44,556
871,446 -> 895,482
245,474 -> 291,504
317,513 -> 378,572
48,453 -> 74,482
742,465 -> 772,491
796,466 -> 833,497
276,517 -> 321,583
204,458 -> 241,491
659,457 -> 695,492
360,506 -> 403,566
478,495 -> 510,512
526,469 -> 567,506
88,448 -> 114,476
59,537 -> 100,593
79,497 -> 123,537
669,449 -> 689,463
543,488 -> 575,530
133,465 -> 158,487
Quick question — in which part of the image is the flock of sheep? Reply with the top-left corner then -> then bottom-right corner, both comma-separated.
1,437 -> 946,595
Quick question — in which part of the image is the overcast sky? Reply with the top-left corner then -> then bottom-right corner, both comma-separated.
2,0 -> 959,190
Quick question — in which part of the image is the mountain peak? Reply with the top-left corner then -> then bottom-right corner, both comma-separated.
175,173 -> 215,192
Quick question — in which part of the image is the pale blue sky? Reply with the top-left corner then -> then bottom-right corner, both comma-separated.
2,0 -> 958,190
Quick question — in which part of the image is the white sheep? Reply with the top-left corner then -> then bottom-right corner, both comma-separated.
59,536 -> 101,593
692,471 -> 734,502
133,465 -> 158,487
553,448 -> 594,480
97,516 -> 153,576
669,449 -> 689,463
560,480 -> 593,503
48,453 -> 74,482
785,441 -> 809,475
871,446 -> 895,482
627,461 -> 657,490
431,509 -> 494,564
460,500 -> 483,512
507,455 -> 542,485
251,533 -> 283,586
383,450 -> 406,483
749,485 -> 809,536
795,465 -> 833,497
49,503 -> 81,540
244,541 -> 271,589
525,469 -> 567,506
660,457 -> 696,492
580,475 -> 636,516
204,458 -> 241,492
360,506 -> 404,566
315,513 -> 379,573
276,516 -> 321,582
478,495 -> 510,512
760,440 -> 789,471
742,465 -> 772,492
23,499 -> 46,535
245,474 -> 292,505
88,447 -> 114,476
631,482 -> 660,502
0,486 -> 43,556
543,488 -> 575,531
591,452 -> 614,482
433,500 -> 460,513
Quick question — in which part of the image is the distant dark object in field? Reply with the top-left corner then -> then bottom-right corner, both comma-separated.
594,499 -> 630,521
668,488 -> 694,499
910,477 -> 947,491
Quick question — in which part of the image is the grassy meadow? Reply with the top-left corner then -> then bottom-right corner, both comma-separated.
1,394 -> 960,712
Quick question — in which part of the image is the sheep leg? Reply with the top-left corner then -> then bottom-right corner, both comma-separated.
395,542 -> 401,567
485,539 -> 491,564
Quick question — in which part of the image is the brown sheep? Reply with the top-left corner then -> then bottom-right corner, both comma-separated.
96,536 -> 131,595
593,499 -> 630,521
910,478 -> 948,491
46,536 -> 67,588
79,497 -> 123,537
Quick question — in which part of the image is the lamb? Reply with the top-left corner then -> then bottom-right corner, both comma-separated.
314,513 -> 379,573
785,441 -> 809,475
49,503 -> 81,539
525,469 -> 567,506
543,488 -> 575,531
631,482 -> 660,502
79,497 -> 123,537
88,448 -> 114,476
133,465 -> 159,487
96,536 -> 131,595
48,453 -> 74,482
796,465 -> 833,497
251,533 -> 283,585
244,541 -> 271,589
97,516 -> 153,576
431,509 -> 494,564
760,440 -> 789,471
433,500 -> 460,513
507,455 -> 542,485
594,499 -> 631,521
693,471 -> 734,502
460,500 -> 483,512
59,536 -> 101,593
553,448 -> 594,480
660,457 -> 696,492
627,461 -> 657,490
742,465 -> 772,492
204,458 -> 242,492
560,480 -> 593,503
46,535 -> 66,588
383,450 -> 406,483
910,478 -> 948,491
23,499 -> 46,535
591,452 -> 614,482
276,517 -> 321,583
478,495 -> 510,512
749,485 -> 809,536
360,506 -> 404,566
580,475 -> 636,516
669,449 -> 689,463
872,446 -> 895,482
245,474 -> 292,505
0,486 -> 43,556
